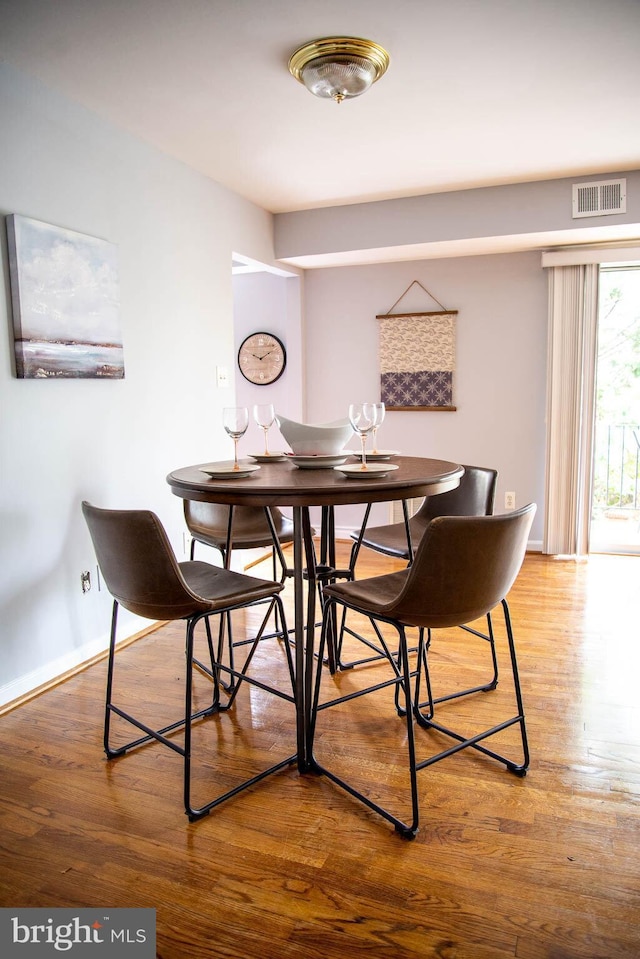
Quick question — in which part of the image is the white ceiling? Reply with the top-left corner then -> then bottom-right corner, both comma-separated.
1,0 -> 639,216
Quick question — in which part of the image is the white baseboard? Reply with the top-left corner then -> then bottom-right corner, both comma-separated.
0,636 -> 110,709
0,618 -> 159,712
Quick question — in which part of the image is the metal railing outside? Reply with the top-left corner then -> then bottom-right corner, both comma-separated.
592,423 -> 640,516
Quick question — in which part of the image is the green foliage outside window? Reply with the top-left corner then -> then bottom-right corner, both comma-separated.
592,268 -> 640,515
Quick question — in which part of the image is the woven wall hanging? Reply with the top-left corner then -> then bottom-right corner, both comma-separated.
377,280 -> 457,411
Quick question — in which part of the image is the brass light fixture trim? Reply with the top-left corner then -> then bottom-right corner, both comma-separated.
288,36 -> 390,104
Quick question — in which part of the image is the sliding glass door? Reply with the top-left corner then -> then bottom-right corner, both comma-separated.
590,265 -> 640,554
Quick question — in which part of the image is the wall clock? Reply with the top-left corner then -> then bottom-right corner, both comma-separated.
238,331 -> 286,385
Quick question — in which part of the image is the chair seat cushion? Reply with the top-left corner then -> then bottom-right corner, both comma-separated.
324,569 -> 409,617
179,561 -> 284,611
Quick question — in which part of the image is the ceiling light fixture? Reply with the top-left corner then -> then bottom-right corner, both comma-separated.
288,37 -> 390,104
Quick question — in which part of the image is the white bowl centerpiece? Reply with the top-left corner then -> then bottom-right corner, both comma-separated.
276,413 -> 353,455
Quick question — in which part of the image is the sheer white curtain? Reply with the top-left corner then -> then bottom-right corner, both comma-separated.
543,264 -> 599,555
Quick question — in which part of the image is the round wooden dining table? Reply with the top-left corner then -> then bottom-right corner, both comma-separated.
167,455 -> 464,771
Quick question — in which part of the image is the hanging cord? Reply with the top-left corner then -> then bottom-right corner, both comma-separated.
384,280 -> 448,315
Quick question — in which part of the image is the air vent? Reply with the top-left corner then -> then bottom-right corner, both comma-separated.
572,178 -> 626,218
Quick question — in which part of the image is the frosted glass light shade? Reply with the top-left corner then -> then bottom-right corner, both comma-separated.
301,55 -> 377,101
289,37 -> 390,104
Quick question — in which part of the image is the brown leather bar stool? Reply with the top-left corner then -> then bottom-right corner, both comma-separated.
350,464 -> 498,566
335,466 -> 499,687
82,501 -> 296,821
312,504 -> 536,839
183,501 -> 317,683
184,501 -> 295,579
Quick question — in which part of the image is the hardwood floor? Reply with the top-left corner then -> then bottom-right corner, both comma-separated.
1,547 -> 639,958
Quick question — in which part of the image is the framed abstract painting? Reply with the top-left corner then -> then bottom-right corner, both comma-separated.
6,215 -> 124,379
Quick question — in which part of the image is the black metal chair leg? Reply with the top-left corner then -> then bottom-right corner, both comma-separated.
412,602 -> 529,773
105,609 -> 218,761
310,603 -> 420,838
413,613 -> 499,723
183,601 -> 297,821
103,600 -> 119,757
218,597 -> 292,710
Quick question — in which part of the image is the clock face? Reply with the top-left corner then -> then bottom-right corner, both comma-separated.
238,332 -> 286,385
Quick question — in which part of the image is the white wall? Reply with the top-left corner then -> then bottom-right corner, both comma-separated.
0,64 -> 276,705
303,253 -> 548,541
232,270 -> 304,455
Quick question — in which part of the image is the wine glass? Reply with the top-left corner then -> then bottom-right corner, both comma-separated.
349,402 -> 379,470
371,402 -> 385,453
253,403 -> 275,456
223,406 -> 249,470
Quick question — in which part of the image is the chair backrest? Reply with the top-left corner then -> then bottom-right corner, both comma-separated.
384,504 -> 536,629
82,501 -> 212,621
417,465 -> 498,522
183,501 -> 287,549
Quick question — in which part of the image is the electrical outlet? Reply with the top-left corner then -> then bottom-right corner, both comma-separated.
80,570 -> 91,593
216,366 -> 230,388
504,491 -> 516,511
183,532 -> 193,556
